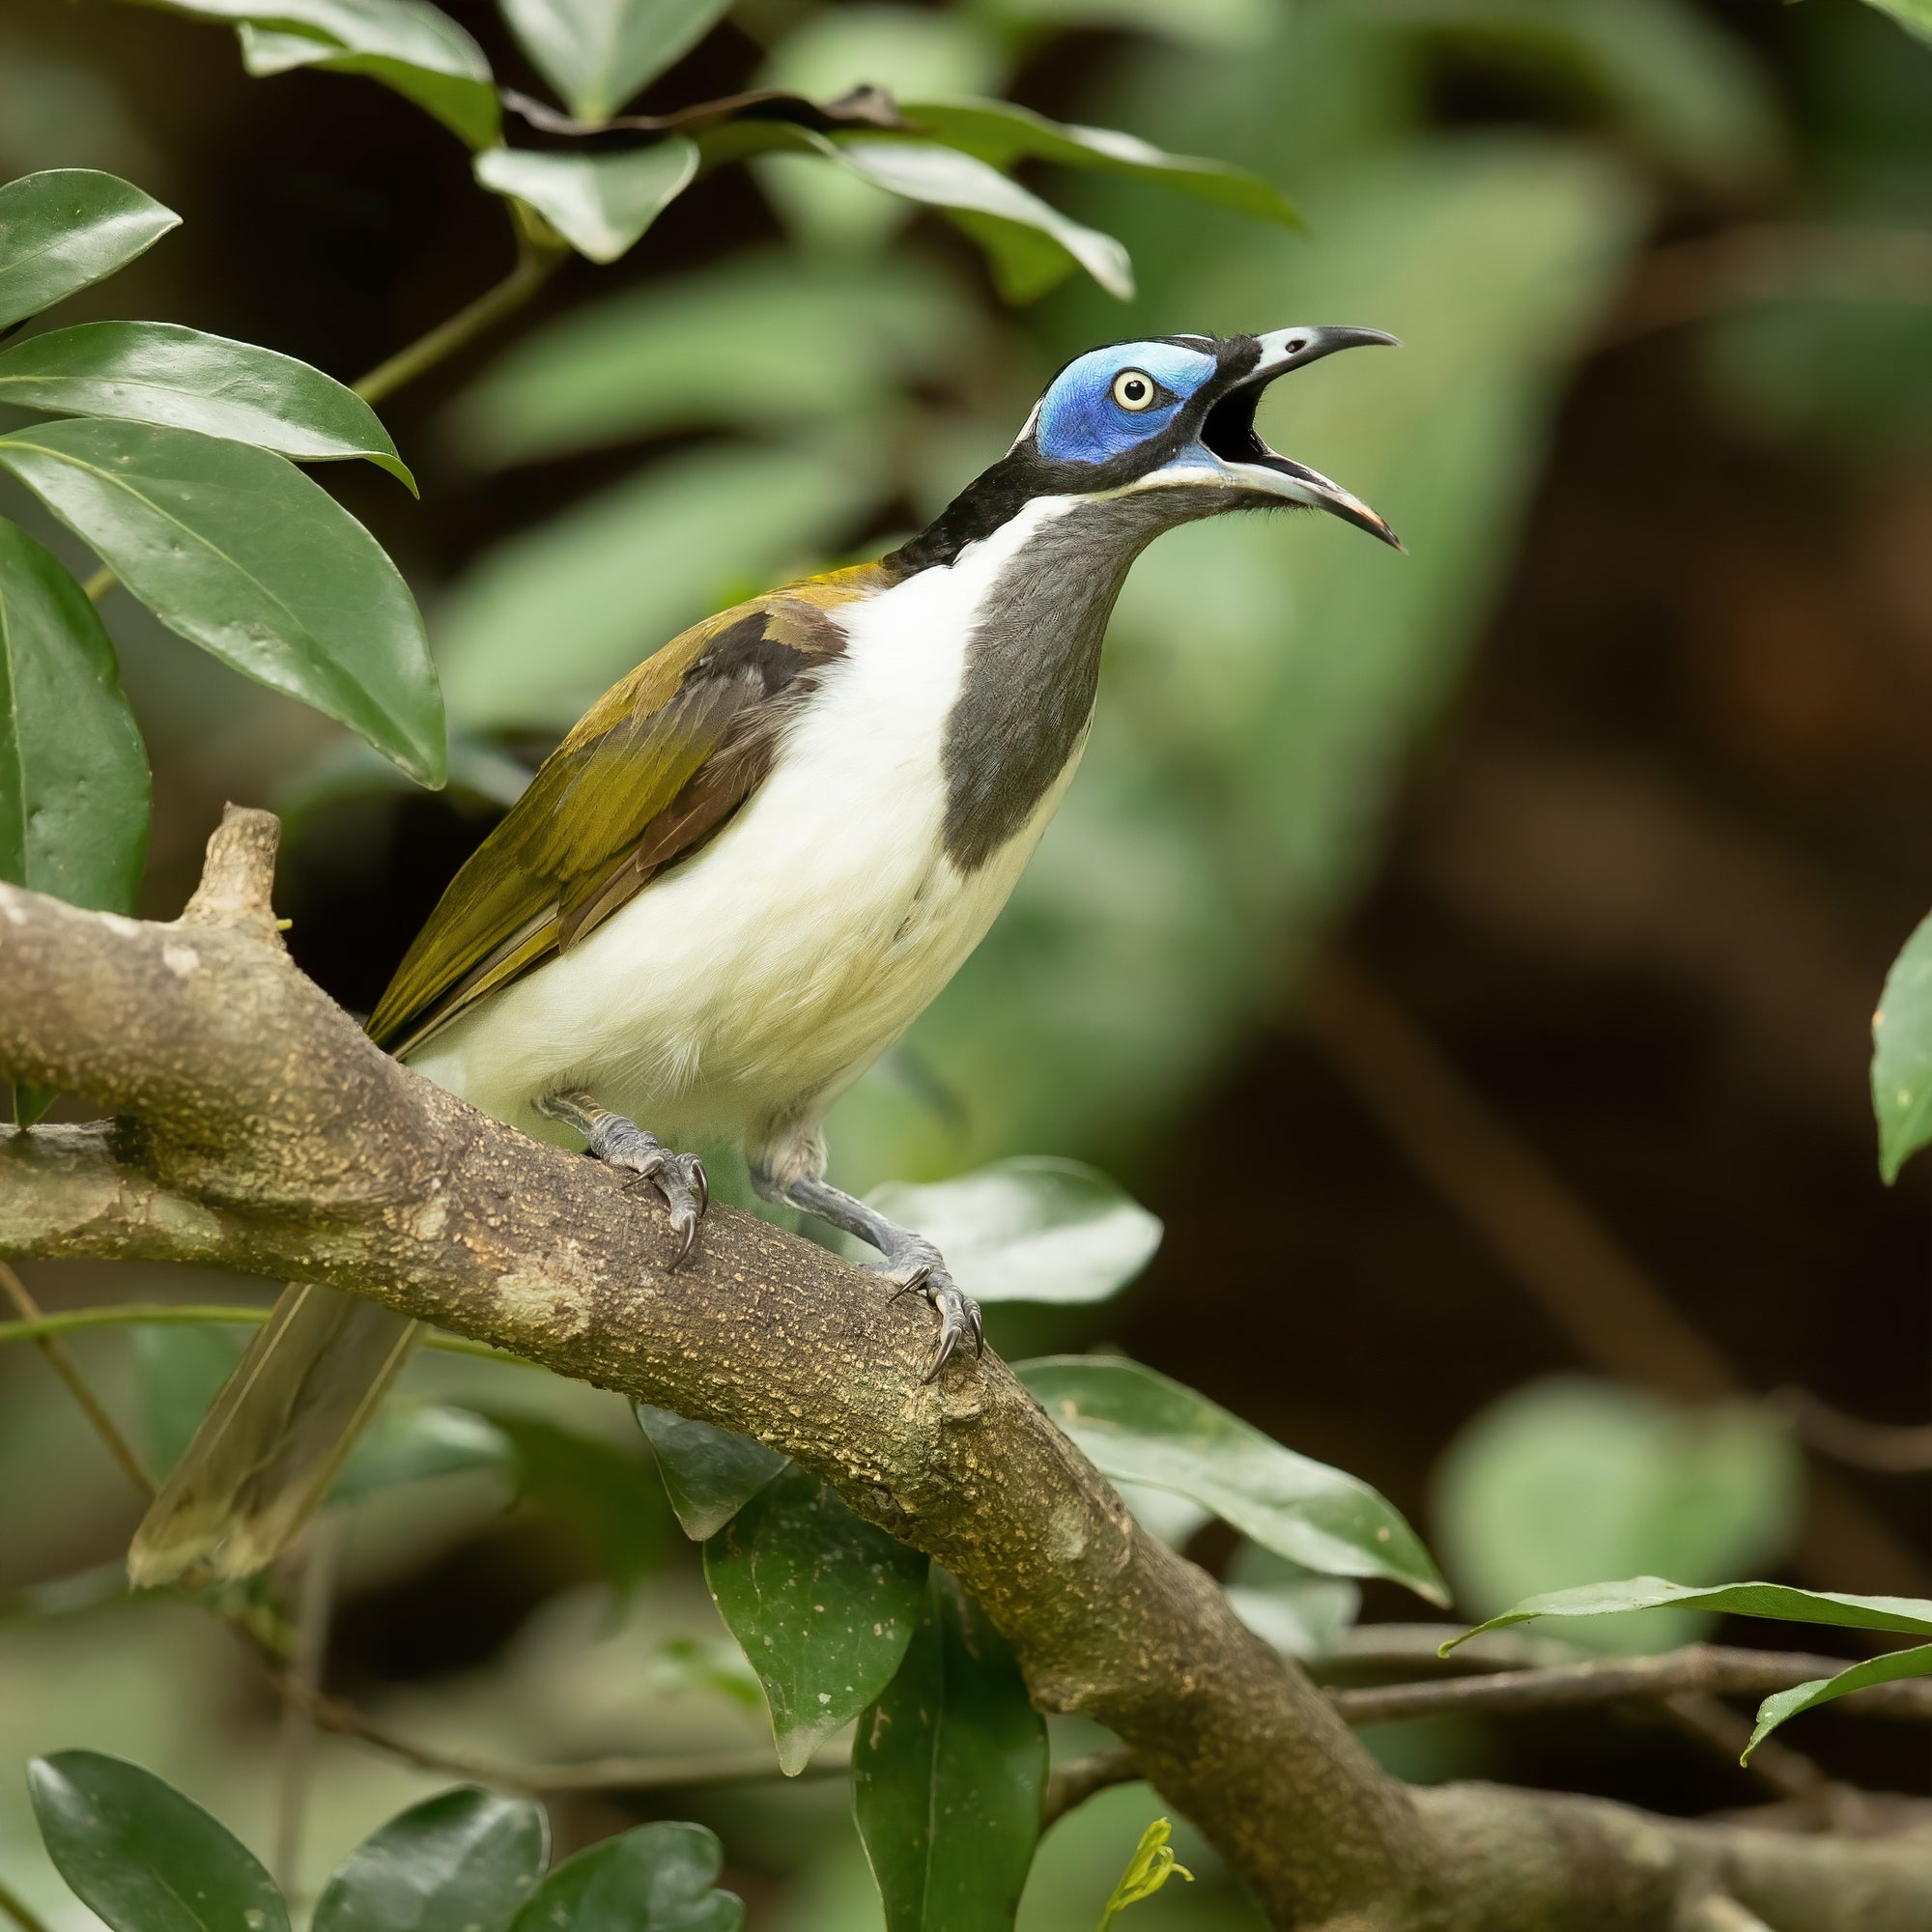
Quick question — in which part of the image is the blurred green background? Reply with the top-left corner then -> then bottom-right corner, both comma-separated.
4,0 -> 1931,1924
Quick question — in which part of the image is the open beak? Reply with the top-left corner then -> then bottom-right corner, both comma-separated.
1198,325 -> 1403,550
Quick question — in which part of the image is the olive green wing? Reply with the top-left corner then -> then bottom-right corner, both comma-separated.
367,566 -> 892,1058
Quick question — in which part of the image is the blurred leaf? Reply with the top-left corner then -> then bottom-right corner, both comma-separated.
274,730 -> 532,828
1110,1482 -> 1211,1549
1873,910 -> 1932,1181
474,141 -> 698,263
1369,0 -> 1780,189
644,1634 -> 765,1711
902,100 -> 1297,226
1447,1577 -> 1932,1648
0,417 -> 444,785
136,1324 -> 241,1478
0,321 -> 413,487
0,169 -> 178,328
1017,1356 -> 1446,1603
28,1748 -> 290,1932
313,1787 -> 548,1932
857,1158 -> 1161,1305
1860,0 -> 1932,49
0,519 -> 150,924
150,0 -> 499,149
446,252 -> 961,469
852,1567 -> 1047,1932
1094,1817 -> 1192,1930
1745,1641 -> 1932,1761
757,4 -> 1009,100
434,439 -> 883,730
498,0 -> 730,124
507,1822 -> 742,1932
982,0 -> 1270,49
635,1401 -> 788,1540
483,1410 -> 675,1592
1432,1378 -> 1803,1654
1224,1546 -> 1361,1660
703,1463 -> 927,1775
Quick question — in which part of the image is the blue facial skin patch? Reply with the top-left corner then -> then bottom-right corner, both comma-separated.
1035,340 -> 1219,467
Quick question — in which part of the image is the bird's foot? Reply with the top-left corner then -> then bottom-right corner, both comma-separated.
874,1236 -> 983,1381
536,1091 -> 708,1266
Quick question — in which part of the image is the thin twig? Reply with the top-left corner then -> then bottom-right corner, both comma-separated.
0,1879 -> 53,1932
272,1521 -> 340,1891
1659,1691 -> 1827,1804
0,1300 -> 533,1366
1296,952 -> 1932,1598
1775,1388 -> 1932,1475
0,1262 -> 155,1498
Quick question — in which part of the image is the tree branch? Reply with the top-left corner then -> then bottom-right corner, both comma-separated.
4,810 -> 1930,1932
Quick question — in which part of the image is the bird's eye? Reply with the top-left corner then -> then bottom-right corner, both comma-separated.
1111,369 -> 1156,412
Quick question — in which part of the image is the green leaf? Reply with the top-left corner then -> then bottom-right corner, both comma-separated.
1857,0 -> 1932,49
853,1568 -> 1046,1932
0,170 -> 179,329
314,1787 -> 548,1932
435,440 -> 885,731
695,125 -> 1133,301
28,1748 -> 290,1932
1017,1356 -> 1446,1604
0,322 -> 413,488
635,1401 -> 788,1540
0,520 -> 150,914
499,0 -> 731,124
507,1821 -> 741,1932
474,142 -> 698,264
1745,1642 -> 1932,1761
901,99 -> 1297,226
703,1463 -> 928,1775
1432,1377 -> 1803,1654
1443,1577 -> 1932,1653
0,417 -> 444,785
1874,910 -> 1932,1182
858,1158 -> 1161,1306
152,1 -> 499,149
445,252 -> 962,469
483,1410 -> 675,1592
1094,1817 -> 1192,1930
1224,1547 -> 1360,1661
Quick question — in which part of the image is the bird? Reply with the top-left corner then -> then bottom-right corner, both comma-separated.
128,325 -> 1400,1586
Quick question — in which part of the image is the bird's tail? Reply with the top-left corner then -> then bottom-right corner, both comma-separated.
128,1283 -> 419,1586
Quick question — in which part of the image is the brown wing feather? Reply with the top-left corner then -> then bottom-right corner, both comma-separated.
369,561 -> 898,1058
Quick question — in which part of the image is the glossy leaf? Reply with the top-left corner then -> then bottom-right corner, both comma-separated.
1444,1577 -> 1932,1651
1017,1356 -> 1446,1604
0,417 -> 444,785
902,99 -> 1297,226
1859,0 -> 1932,48
0,322 -> 412,487
1745,1642 -> 1932,1761
435,439 -> 884,730
314,1788 -> 548,1932
474,141 -> 697,264
507,1821 -> 741,1932
852,1568 -> 1047,1932
484,1410 -> 675,1591
635,1401 -> 788,1540
704,1463 -> 927,1775
500,0 -> 731,124
156,1 -> 499,149
861,1157 -> 1161,1306
1432,1377 -> 1802,1654
28,1748 -> 290,1932
0,520 -> 150,914
0,170 -> 179,329
1873,910 -> 1932,1181
445,252 -> 961,469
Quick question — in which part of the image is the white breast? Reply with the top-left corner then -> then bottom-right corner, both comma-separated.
409,499 -> 1088,1152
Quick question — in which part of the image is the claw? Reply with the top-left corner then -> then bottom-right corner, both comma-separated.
692,1156 -> 709,1217
885,1263 -> 932,1305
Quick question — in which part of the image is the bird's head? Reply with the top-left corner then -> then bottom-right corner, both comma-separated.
1017,327 -> 1402,548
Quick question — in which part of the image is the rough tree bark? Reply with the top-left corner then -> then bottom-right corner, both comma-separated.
3,810 -> 1928,1932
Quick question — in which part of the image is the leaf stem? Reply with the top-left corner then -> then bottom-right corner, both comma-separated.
0,1877 -> 54,1932
354,231 -> 566,407
0,1300 -> 535,1365
0,1262 -> 156,1498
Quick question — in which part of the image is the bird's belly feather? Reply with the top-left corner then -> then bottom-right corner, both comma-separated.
407,545 -> 1084,1148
